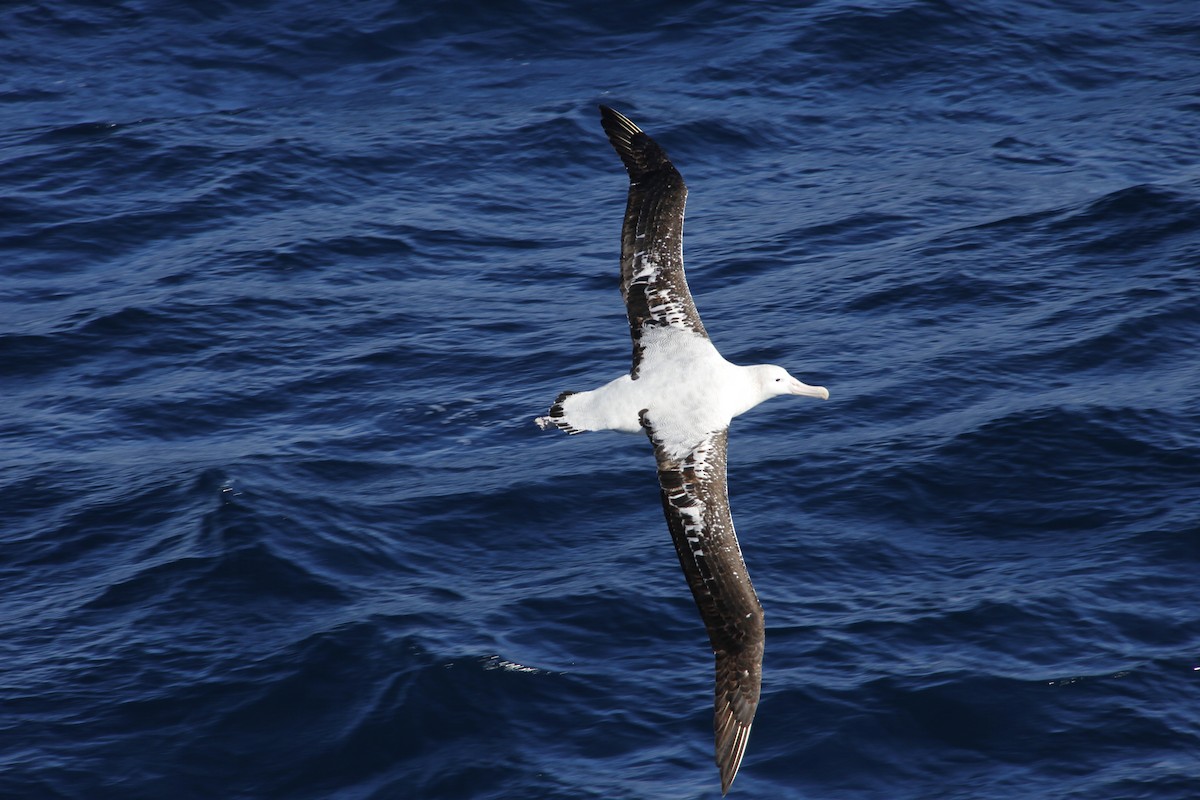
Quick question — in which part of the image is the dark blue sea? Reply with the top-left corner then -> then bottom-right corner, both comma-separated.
3,2 -> 1199,798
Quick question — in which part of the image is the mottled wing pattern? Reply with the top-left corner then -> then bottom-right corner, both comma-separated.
600,106 -> 708,378
640,411 -> 765,795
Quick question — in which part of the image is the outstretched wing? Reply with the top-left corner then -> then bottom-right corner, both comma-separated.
600,106 -> 708,378
641,411 -> 764,795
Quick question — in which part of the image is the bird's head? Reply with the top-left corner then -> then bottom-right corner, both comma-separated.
754,364 -> 829,401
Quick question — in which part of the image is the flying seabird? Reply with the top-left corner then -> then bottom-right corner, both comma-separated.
535,106 -> 829,794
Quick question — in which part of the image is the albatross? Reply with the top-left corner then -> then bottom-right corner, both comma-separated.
535,106 -> 829,794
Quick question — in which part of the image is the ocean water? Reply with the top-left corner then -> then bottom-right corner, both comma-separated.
2,1 -> 1199,798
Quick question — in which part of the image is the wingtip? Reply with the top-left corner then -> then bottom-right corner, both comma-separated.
713,648 -> 761,794
716,718 -> 753,794
598,104 -> 639,132
598,105 -> 674,180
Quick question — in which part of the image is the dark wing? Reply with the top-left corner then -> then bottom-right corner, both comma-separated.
600,106 -> 708,378
640,411 -> 764,795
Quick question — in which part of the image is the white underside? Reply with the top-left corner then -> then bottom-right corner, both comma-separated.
557,327 -> 762,460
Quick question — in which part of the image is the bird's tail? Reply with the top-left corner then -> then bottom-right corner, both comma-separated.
534,390 -> 585,434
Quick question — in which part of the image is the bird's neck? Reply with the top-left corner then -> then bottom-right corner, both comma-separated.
726,365 -> 771,419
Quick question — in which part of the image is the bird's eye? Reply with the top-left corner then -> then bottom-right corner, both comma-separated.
775,378 -> 781,382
